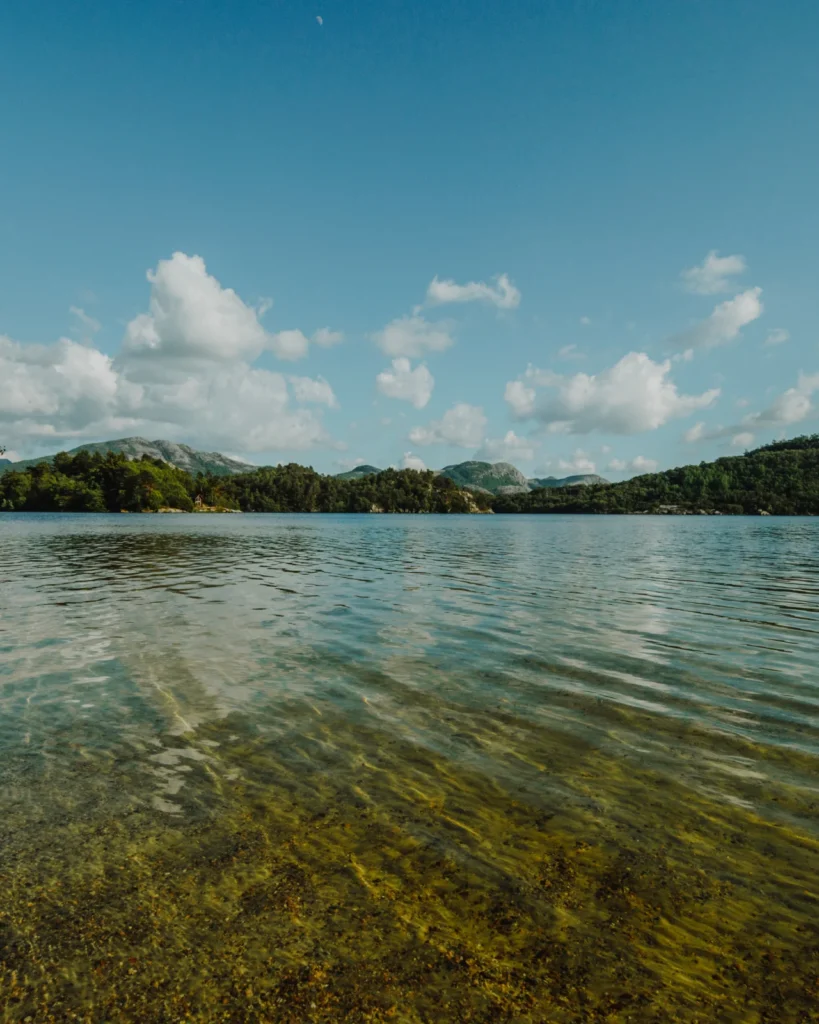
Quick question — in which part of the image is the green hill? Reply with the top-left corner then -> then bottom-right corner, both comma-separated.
335,464 -> 383,480
4,435 -> 818,515
337,462 -> 607,493
529,473 -> 609,489
3,445 -> 610,495
439,460 -> 607,495
493,436 -> 819,515
1,437 -> 253,478
439,461 -> 530,494
0,452 -> 492,514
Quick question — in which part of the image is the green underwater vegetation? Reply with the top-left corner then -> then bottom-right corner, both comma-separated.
1,694 -> 817,1023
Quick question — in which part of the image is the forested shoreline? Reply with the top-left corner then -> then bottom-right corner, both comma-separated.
493,437 -> 819,516
1,436 -> 818,515
0,450 -> 492,514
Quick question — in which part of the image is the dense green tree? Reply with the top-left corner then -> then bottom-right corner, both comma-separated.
493,437 -> 819,516
0,452 -> 195,513
3,436 -> 818,515
202,464 -> 490,514
0,452 -> 491,514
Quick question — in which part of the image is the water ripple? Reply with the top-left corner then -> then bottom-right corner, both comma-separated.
1,512 -> 818,832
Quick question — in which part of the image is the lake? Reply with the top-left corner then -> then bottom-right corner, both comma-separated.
1,513 -> 817,1022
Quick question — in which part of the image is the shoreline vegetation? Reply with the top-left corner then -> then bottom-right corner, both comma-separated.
1,435 -> 818,516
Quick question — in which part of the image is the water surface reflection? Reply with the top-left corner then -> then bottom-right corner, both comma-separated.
0,514 -> 817,1021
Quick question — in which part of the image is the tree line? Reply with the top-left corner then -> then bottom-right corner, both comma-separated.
0,450 -> 491,514
1,435 -> 818,515
493,436 -> 819,516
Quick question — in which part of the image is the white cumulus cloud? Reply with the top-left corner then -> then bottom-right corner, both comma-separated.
681,251 -> 747,295
684,420 -> 754,447
0,254 -> 339,455
504,379 -> 538,419
124,253 -> 270,361
336,456 -> 366,470
682,373 -> 819,448
558,449 -> 596,473
270,329 -> 310,361
426,273 -> 521,310
0,335 -> 142,439
475,431 -> 535,463
288,375 -> 338,407
376,358 -> 434,409
400,451 -> 426,470
505,352 -> 719,434
134,364 -> 329,452
607,455 -> 658,474
372,314 -> 455,358
683,422 -> 707,443
313,327 -> 344,347
409,403 -> 487,448
745,373 -> 819,428
123,252 -> 313,363
674,288 -> 763,350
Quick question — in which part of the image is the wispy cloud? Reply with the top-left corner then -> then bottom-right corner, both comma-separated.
558,449 -> 596,473
69,306 -> 101,341
607,455 -> 658,473
683,373 -> 819,448
763,328 -> 789,347
426,273 -> 521,310
673,288 -> 763,350
475,430 -> 535,463
681,250 -> 747,295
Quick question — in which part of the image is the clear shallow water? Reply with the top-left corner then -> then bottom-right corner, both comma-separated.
0,513 -> 817,1022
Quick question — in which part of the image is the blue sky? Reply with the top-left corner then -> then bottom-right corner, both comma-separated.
1,0 -> 817,477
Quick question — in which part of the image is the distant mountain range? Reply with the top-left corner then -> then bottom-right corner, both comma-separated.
1,440 -> 606,494
336,460 -> 607,494
0,437 -> 254,478
440,461 -> 607,494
